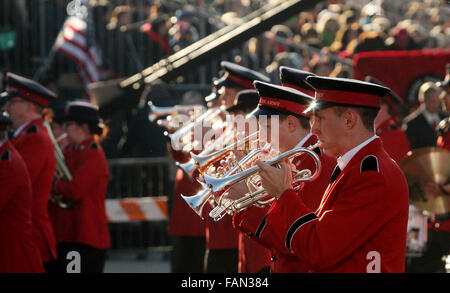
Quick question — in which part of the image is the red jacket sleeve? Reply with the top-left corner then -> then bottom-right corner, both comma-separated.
266,170 -> 388,271
55,149 -> 108,201
16,134 -> 48,184
0,162 -> 16,212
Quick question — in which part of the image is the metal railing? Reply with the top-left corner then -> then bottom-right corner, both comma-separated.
0,0 -> 299,100
106,156 -> 176,251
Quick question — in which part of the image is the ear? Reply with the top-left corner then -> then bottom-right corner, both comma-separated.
342,109 -> 358,130
286,115 -> 298,132
81,123 -> 91,135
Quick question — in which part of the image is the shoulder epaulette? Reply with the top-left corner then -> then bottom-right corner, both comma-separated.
0,149 -> 11,161
89,142 -> 99,150
360,155 -> 379,173
312,146 -> 322,156
26,125 -> 38,134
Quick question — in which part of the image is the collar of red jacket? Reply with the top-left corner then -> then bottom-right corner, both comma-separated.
342,137 -> 382,173
74,136 -> 95,151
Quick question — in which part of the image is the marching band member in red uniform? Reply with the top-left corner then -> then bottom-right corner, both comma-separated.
231,74 -> 336,273
52,101 -> 110,273
226,89 -> 271,273
0,114 -> 44,273
203,62 -> 271,273
167,90 -> 209,273
1,73 -> 58,272
254,76 -> 409,273
168,166 -> 206,273
365,76 -> 411,164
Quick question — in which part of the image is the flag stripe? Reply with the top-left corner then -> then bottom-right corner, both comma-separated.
53,14 -> 100,100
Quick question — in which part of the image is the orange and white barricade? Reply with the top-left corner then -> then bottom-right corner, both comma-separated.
105,196 -> 168,223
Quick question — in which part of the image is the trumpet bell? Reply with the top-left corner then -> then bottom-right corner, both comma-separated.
181,188 -> 213,219
176,159 -> 197,179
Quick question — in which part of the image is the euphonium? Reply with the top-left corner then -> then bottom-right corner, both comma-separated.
43,120 -> 73,209
206,142 -> 323,221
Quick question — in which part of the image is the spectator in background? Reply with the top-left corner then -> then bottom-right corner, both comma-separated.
402,82 -> 446,150
300,23 -> 321,49
310,55 -> 332,77
141,15 -> 171,57
120,81 -> 174,158
329,22 -> 361,55
169,10 -> 199,52
316,14 -> 340,47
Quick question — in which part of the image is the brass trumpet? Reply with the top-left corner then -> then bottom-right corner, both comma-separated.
206,143 -> 322,221
181,146 -> 268,218
148,102 -> 206,122
44,120 -> 73,209
167,106 -> 226,154
177,130 -> 258,180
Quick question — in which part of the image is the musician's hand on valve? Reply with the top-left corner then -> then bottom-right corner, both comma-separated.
255,159 -> 293,199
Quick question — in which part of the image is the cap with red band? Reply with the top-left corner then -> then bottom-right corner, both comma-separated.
303,76 -> 390,115
214,61 -> 271,89
280,66 -> 316,97
0,72 -> 57,107
248,80 -> 314,119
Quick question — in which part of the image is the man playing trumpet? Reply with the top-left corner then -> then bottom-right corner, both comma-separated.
1,73 -> 58,272
254,76 -> 409,273
228,69 -> 336,273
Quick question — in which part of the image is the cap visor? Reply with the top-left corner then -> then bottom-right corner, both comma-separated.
303,101 -> 335,115
214,76 -> 241,89
0,90 -> 17,100
204,92 -> 218,102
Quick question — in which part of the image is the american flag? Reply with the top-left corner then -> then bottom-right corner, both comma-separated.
54,1 -> 101,99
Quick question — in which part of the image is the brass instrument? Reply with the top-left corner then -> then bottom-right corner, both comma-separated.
43,120 -> 73,209
167,105 -> 228,155
148,102 -> 205,123
177,129 -> 258,180
205,143 -> 322,221
181,146 -> 268,218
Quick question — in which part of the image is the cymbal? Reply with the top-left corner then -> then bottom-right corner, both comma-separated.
399,147 -> 450,214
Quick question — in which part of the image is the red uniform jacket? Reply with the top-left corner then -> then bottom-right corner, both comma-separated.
376,118 -> 411,164
48,142 -> 76,244
10,118 -> 57,262
168,168 -> 205,237
0,141 -> 44,273
204,204 -> 239,250
266,138 -> 409,273
234,135 -> 337,273
54,136 -> 110,250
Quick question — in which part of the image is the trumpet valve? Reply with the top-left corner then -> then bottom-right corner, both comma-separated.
209,198 -> 234,222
